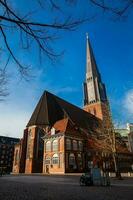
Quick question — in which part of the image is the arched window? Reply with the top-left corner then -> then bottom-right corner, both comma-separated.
26,130 -> 33,159
45,156 -> 51,164
66,139 -> 71,150
51,127 -> 55,135
79,141 -> 83,151
69,153 -> 76,167
73,140 -> 77,150
52,139 -> 58,151
52,154 -> 59,164
46,141 -> 51,152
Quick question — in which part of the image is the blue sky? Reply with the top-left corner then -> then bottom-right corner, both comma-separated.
0,1 -> 133,137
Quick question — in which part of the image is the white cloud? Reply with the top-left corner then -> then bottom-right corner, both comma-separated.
0,68 -> 45,138
123,89 -> 133,115
50,86 -> 79,95
0,67 -> 79,138
0,108 -> 30,138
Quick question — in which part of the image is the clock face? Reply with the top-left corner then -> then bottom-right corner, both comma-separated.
87,81 -> 95,101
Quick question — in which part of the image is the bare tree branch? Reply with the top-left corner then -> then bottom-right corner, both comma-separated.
0,0 -> 132,99
89,0 -> 133,17
0,0 -> 89,98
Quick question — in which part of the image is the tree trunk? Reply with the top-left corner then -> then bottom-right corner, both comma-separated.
112,153 -> 122,179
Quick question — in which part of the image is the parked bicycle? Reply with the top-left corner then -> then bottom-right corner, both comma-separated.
79,172 -> 93,186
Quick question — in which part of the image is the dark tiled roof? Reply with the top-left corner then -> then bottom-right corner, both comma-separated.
27,91 -> 100,132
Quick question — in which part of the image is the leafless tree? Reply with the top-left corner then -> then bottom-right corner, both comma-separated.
0,0 -> 132,100
101,128 -> 121,178
0,0 -> 89,99
89,0 -> 133,18
96,110 -> 132,179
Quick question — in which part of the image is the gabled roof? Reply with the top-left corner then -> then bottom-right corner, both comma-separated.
53,118 -> 69,133
27,91 -> 101,132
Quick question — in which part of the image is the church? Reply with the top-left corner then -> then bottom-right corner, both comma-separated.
12,35 -> 131,174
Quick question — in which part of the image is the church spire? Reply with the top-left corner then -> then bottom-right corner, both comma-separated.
86,33 -> 100,78
84,34 -> 107,106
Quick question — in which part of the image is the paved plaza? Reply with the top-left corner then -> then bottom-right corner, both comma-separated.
0,175 -> 133,200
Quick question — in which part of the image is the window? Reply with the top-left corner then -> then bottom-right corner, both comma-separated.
79,141 -> 83,151
73,140 -> 77,150
93,108 -> 96,115
59,153 -> 63,168
66,139 -> 71,150
51,127 -> 55,135
69,153 -> 76,169
52,154 -> 59,164
77,154 -> 82,168
15,149 -> 19,165
45,156 -> 51,164
2,150 -> 5,154
26,130 -> 33,159
46,141 -> 51,152
52,139 -> 58,151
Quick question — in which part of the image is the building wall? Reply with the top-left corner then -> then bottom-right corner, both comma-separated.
12,143 -> 21,173
25,126 -> 38,173
0,136 -> 19,174
25,126 -> 44,173
19,129 -> 28,173
65,136 -> 85,173
42,124 -> 88,174
84,101 -> 112,129
12,129 -> 28,174
128,132 -> 133,153
43,135 -> 65,174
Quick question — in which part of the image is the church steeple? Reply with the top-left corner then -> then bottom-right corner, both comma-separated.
84,34 -> 107,106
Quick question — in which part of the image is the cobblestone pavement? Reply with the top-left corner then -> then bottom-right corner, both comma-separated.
0,175 -> 133,200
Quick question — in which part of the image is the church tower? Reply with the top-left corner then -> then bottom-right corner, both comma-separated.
83,34 -> 112,129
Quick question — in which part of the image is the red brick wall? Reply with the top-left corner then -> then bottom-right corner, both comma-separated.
43,136 -> 65,174
25,127 -> 36,173
25,126 -> 44,173
84,101 -> 112,129
19,129 -> 28,173
12,144 -> 21,173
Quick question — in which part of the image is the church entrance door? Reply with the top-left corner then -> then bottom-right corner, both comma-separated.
46,165 -> 49,173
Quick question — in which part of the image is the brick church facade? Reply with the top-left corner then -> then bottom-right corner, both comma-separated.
12,36 -> 132,174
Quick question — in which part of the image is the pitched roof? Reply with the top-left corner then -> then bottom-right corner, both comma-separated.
27,91 -> 101,132
53,118 -> 69,133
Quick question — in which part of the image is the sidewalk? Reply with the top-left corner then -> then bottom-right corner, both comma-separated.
111,177 -> 133,187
